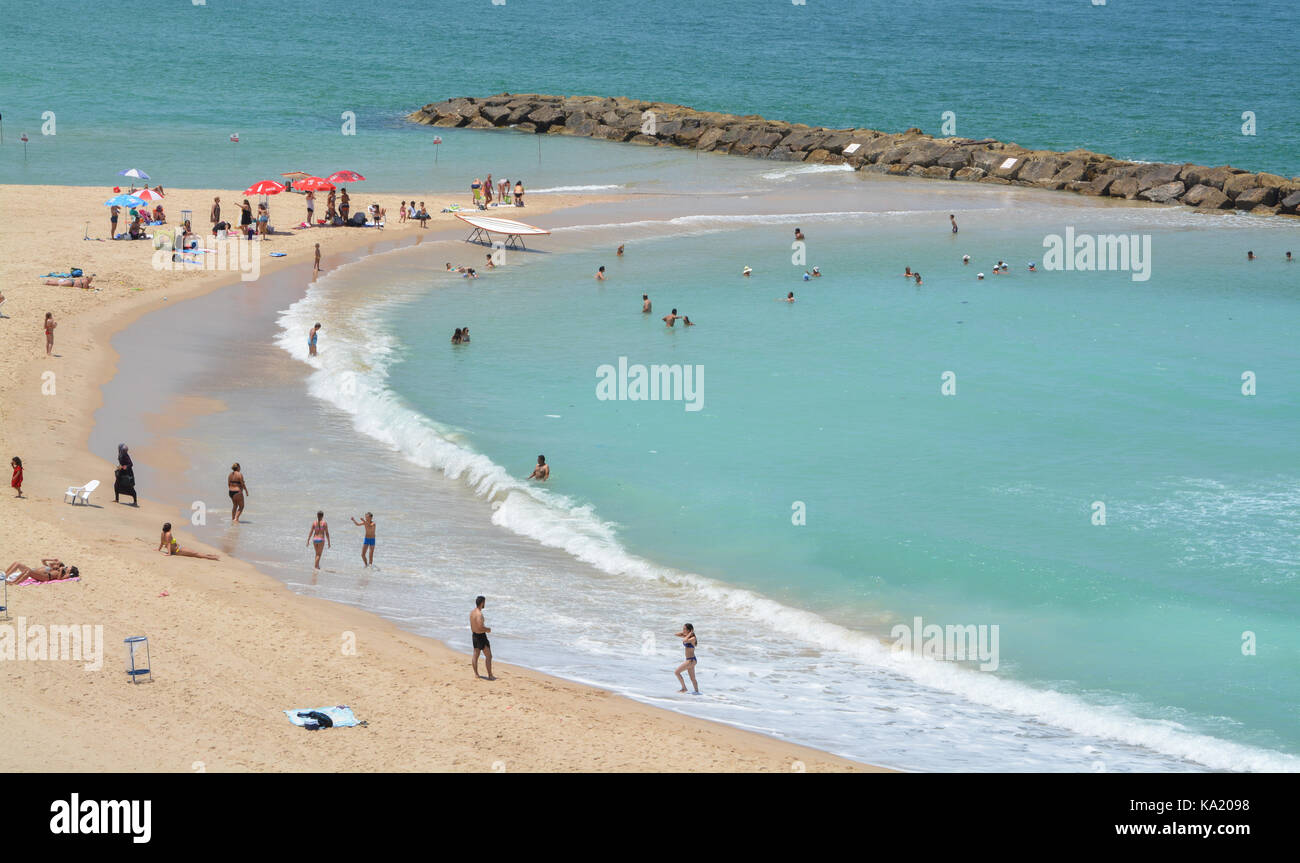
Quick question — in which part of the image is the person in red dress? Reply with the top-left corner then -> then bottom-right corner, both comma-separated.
10,457 -> 22,498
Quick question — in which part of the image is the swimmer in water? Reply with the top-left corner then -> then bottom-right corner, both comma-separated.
779,292 -> 795,303
742,266 -> 752,277
1028,262 -> 1037,272
902,267 -> 913,278
962,255 -> 970,265
642,294 -> 651,313
683,316 -> 695,326
914,272 -> 922,285
977,272 -> 985,280
794,228 -> 805,242
529,454 -> 550,481
595,266 -> 606,281
663,308 -> 683,327
811,266 -> 821,277
1247,251 -> 1255,260
617,244 -> 625,257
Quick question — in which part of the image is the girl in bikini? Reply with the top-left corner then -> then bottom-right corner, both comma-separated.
674,623 -> 700,694
44,312 -> 56,356
306,511 -> 330,570
158,523 -> 219,560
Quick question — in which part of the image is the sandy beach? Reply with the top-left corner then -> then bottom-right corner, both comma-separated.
0,183 -> 880,772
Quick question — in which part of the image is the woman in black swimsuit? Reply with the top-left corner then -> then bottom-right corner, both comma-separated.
674,623 -> 700,694
240,199 -> 253,233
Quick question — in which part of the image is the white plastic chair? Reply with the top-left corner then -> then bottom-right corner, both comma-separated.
64,479 -> 100,505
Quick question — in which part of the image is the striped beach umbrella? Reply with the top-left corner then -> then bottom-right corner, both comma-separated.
117,168 -> 151,181
134,188 -> 164,201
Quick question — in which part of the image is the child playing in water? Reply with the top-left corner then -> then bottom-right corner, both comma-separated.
351,513 -> 377,566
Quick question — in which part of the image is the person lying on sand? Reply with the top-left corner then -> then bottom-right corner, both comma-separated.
158,523 -> 219,560
6,559 -> 78,583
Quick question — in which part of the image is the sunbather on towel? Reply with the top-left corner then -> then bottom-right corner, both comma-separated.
6,559 -> 78,584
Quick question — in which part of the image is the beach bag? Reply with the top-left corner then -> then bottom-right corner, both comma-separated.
70,268 -> 83,277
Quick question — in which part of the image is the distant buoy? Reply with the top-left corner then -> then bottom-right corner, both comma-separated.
230,133 -> 240,143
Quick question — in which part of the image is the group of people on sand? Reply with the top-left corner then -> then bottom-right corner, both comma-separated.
467,594 -> 701,692
207,197 -> 270,239
471,174 -> 525,209
303,510 -> 377,569
399,200 -> 431,227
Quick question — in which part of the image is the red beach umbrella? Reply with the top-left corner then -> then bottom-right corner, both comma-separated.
243,180 -> 285,196
326,170 -> 366,184
294,176 -> 337,191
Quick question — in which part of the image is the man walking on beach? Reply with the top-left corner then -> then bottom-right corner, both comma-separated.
210,197 -> 221,229
471,596 -> 494,680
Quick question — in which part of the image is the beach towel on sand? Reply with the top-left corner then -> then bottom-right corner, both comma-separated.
284,705 -> 363,729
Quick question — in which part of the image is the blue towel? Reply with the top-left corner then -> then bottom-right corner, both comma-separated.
283,705 -> 361,728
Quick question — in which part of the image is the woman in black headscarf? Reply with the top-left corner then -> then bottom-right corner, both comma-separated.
114,443 -> 137,505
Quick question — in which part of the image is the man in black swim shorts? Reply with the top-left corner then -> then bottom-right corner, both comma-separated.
470,595 -> 494,679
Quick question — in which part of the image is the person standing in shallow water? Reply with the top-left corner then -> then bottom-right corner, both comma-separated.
674,623 -> 700,693
950,214 -> 958,234
529,454 -> 549,481
308,323 -> 321,357
227,463 -> 248,523
351,512 -> 376,566
307,510 -> 330,570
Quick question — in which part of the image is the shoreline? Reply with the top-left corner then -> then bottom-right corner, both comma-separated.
0,182 -> 882,772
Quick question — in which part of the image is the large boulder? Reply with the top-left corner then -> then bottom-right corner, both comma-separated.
1138,181 -> 1185,203
480,105 -> 512,124
1108,177 -> 1141,199
696,127 -> 726,151
923,165 -> 953,179
1255,172 -> 1290,190
1280,189 -> 1300,213
936,147 -> 973,169
1233,186 -> 1278,209
1199,166 -> 1246,190
1181,184 -> 1231,208
526,104 -> 565,131
1017,158 -> 1063,183
1222,172 -> 1260,198
1078,174 -> 1116,196
1136,163 -> 1183,191
1051,161 -> 1089,183
953,167 -> 986,181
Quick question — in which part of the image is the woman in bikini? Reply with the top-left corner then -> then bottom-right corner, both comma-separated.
227,463 -> 248,523
306,510 -> 330,570
158,523 -> 219,560
6,558 -> 78,584
44,312 -> 57,356
674,623 -> 700,694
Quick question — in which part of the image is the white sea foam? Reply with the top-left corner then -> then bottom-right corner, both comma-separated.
529,184 -> 624,193
273,263 -> 1300,773
760,163 -> 856,180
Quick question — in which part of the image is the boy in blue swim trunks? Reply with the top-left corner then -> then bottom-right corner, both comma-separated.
351,512 -> 376,566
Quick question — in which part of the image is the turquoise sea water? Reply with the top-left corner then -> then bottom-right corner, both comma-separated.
3,0 -> 1298,189
30,0 -> 1300,770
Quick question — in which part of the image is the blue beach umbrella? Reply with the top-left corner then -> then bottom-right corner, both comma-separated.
105,194 -> 146,207
118,168 -> 151,181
